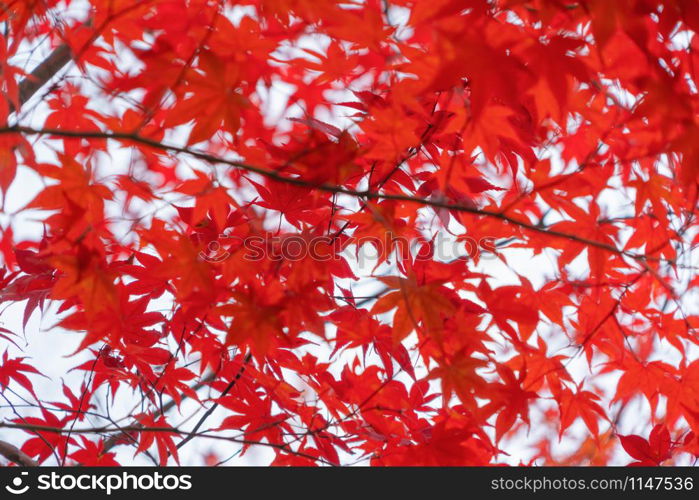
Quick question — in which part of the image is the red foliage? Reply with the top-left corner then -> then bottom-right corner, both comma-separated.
0,0 -> 698,466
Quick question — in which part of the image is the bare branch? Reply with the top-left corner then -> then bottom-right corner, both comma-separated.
102,373 -> 214,453
0,125 -> 678,266
176,353 -> 251,450
0,421 -> 333,465
16,43 -> 72,110
0,439 -> 38,467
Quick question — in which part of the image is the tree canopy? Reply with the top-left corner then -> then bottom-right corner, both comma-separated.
0,0 -> 698,466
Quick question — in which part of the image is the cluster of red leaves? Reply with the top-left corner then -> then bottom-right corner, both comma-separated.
0,0 -> 698,466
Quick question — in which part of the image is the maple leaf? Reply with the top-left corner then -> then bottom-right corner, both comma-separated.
51,383 -> 95,422
15,409 -> 75,463
0,133 -> 34,199
371,245 -> 471,344
481,366 -> 539,442
167,50 -> 247,145
505,336 -> 572,393
135,414 -> 180,466
372,274 -> 455,343
69,437 -> 120,466
428,351 -> 489,407
555,384 -> 607,438
0,351 -> 44,397
619,425 -> 672,466
250,180 -> 326,229
44,85 -> 103,156
221,286 -> 286,357
153,362 -> 199,407
478,280 -> 540,341
217,392 -> 290,454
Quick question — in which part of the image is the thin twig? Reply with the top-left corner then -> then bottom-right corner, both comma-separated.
176,353 -> 252,450
0,125 -> 676,266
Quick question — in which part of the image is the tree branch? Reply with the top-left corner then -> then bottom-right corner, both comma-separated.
0,125 -> 676,266
0,439 -> 38,466
176,353 -> 251,450
15,43 -> 73,111
0,421 -> 333,466
102,373 -> 215,453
